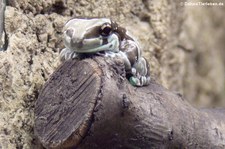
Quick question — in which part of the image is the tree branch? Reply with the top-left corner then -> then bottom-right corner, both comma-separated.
34,57 -> 225,149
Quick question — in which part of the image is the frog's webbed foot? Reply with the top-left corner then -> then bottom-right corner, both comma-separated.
129,57 -> 150,86
60,48 -> 77,61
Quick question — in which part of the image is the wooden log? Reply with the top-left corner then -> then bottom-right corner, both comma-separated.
34,57 -> 225,149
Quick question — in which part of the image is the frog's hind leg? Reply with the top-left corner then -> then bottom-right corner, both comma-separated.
129,57 -> 150,86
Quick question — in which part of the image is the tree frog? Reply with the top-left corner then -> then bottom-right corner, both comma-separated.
60,18 -> 150,86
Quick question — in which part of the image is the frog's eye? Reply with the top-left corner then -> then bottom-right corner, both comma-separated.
100,23 -> 112,36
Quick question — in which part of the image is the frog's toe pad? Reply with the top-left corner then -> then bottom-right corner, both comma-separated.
131,68 -> 137,75
129,76 -> 150,87
129,77 -> 141,86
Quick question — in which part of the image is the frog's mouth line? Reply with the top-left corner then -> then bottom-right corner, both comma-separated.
73,39 -> 118,53
65,34 -> 120,53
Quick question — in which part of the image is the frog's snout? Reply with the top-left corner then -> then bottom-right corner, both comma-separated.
64,28 -> 84,48
65,28 -> 74,38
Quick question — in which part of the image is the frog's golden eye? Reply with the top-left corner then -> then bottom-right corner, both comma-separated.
100,23 -> 112,36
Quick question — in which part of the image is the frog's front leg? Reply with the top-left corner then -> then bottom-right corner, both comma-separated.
129,57 -> 150,86
60,48 -> 78,61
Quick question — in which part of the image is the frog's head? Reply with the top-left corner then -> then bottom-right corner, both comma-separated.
63,18 -> 126,53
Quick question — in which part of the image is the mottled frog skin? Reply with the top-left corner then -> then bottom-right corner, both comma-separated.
60,18 -> 150,86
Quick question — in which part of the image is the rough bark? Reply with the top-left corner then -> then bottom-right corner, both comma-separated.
35,57 -> 225,149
